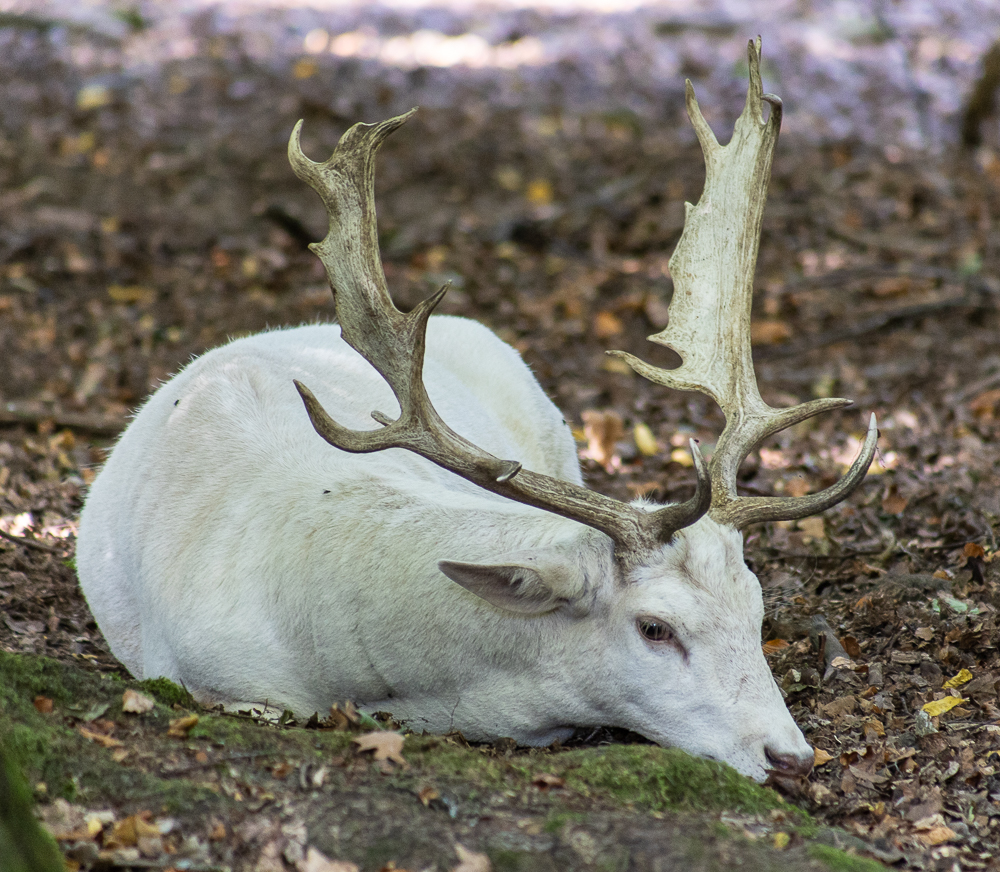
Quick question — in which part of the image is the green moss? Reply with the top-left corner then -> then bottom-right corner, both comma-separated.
543,810 -> 586,833
403,736 -> 520,785
187,711 -> 354,758
808,844 -> 887,871
137,676 -> 197,709
489,848 -> 559,872
0,744 -> 63,872
0,651 -> 79,708
559,745 -> 798,817
0,651 -> 211,807
403,735 -> 806,822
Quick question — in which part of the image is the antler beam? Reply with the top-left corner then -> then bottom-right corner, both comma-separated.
288,113 -> 711,563
610,38 -> 877,528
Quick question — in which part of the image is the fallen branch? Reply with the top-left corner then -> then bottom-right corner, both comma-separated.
962,40 -> 1000,147
160,750 -> 279,776
755,291 -> 990,361
778,264 -> 967,290
0,402 -> 125,436
0,528 -> 66,553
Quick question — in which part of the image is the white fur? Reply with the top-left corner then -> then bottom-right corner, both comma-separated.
77,315 -> 811,781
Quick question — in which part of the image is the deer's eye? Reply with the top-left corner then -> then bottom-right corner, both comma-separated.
637,619 -> 674,643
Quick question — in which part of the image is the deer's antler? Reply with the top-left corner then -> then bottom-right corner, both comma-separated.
288,112 -> 710,564
610,38 -> 877,528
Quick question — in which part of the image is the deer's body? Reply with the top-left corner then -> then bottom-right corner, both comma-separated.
77,40 -> 876,782
79,316 -> 581,709
79,317 -> 808,779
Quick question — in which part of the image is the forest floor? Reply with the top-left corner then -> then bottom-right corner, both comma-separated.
2,5 -> 1000,872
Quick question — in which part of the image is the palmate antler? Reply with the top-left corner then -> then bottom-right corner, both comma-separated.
287,112 -> 710,564
611,38 -> 877,528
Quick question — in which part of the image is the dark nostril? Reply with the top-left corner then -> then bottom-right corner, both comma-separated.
765,747 -> 814,778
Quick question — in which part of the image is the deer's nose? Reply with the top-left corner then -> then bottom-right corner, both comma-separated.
765,746 -> 814,778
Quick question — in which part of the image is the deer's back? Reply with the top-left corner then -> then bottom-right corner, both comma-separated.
76,316 -> 581,697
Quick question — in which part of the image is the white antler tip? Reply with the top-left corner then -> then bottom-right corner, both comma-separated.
287,119 -> 320,178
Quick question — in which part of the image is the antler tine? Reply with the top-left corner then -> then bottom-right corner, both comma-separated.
289,114 -> 713,564
610,37 -> 876,528
712,414 -> 878,528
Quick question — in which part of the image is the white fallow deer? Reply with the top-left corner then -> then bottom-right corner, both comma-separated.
77,39 -> 876,782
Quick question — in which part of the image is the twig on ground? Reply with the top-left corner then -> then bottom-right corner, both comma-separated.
756,292 -> 991,361
0,528 -> 66,553
0,403 -> 125,435
160,750 -> 280,776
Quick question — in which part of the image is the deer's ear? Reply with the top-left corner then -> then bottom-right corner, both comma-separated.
439,550 -> 588,616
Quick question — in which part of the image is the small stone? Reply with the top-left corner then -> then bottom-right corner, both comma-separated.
914,710 -> 938,737
867,662 -> 884,686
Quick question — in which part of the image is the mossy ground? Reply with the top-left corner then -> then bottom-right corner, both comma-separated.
0,650 -> 885,870
0,650 -> 212,810
0,743 -> 63,872
807,844 -> 889,872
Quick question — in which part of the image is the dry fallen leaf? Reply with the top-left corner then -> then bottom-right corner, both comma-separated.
964,542 -> 987,559
452,844 -> 491,872
531,772 -> 565,790
292,59 -> 319,80
297,848 -> 359,872
750,318 -> 792,345
829,656 -> 858,671
922,697 -> 966,717
76,84 -> 111,111
970,388 -> 1000,421
105,814 -> 160,849
592,310 -> 623,338
107,284 -> 156,306
33,695 -> 53,714
167,715 -> 199,738
881,483 -> 909,515
632,422 -> 659,457
943,668 -> 973,688
353,731 -> 408,768
785,477 -> 811,498
762,638 -> 790,656
820,695 -> 857,720
813,748 -> 834,766
797,516 -> 825,541
77,726 -> 124,748
917,826 -> 957,846
526,178 -> 553,206
418,786 -> 440,806
809,782 -> 835,805
271,761 -> 295,779
840,635 -> 862,659
863,718 -> 885,739
580,410 -> 624,473
872,275 -> 913,298
122,689 -> 155,714
328,701 -> 361,730
669,447 -> 694,467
